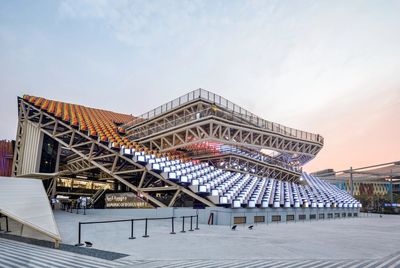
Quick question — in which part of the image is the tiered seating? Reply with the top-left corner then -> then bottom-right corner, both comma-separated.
24,95 -> 133,148
232,175 -> 259,208
22,95 -> 361,210
302,173 -> 361,208
23,95 -> 187,162
260,179 -> 274,207
248,179 -> 267,208
142,151 -> 361,209
213,173 -> 248,204
153,158 -> 361,209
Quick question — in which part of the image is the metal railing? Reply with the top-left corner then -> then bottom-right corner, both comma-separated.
75,215 -> 199,246
123,89 -> 323,144
190,150 -> 301,173
0,214 -> 11,233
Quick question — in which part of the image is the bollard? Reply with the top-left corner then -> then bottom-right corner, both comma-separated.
180,217 -> 186,233
170,217 -> 176,234
83,206 -> 86,215
195,215 -> 199,230
142,218 -> 149,238
129,220 -> 136,239
189,216 -> 194,231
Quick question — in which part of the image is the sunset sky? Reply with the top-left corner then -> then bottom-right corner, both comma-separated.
1,0 -> 399,172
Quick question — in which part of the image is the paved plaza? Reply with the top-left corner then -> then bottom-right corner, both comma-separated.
1,210 -> 399,267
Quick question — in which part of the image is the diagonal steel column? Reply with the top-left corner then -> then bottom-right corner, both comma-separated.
16,99 -> 216,208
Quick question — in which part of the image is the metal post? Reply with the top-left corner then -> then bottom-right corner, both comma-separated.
75,222 -> 84,246
5,216 -> 10,233
189,216 -> 194,231
129,220 -> 136,239
195,214 -> 199,230
181,217 -> 186,233
350,166 -> 354,196
142,218 -> 149,238
170,217 -> 176,234
83,205 -> 86,215
390,170 -> 393,204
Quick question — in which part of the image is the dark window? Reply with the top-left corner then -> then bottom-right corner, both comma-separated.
234,217 -> 246,224
353,213 -> 358,217
342,213 -> 346,218
286,215 -> 295,221
335,213 -> 340,218
254,216 -> 265,223
348,213 -> 352,217
319,213 -> 325,219
327,213 -> 333,219
310,214 -> 316,220
271,215 -> 281,222
299,214 -> 306,220
39,134 -> 59,173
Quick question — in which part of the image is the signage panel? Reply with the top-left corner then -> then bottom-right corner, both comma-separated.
105,192 -> 153,208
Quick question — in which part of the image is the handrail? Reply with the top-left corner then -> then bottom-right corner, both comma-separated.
186,145 -> 301,172
123,88 -> 323,144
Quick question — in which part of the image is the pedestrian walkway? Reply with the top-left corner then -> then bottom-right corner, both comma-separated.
126,257 -> 400,268
1,238 -> 399,268
0,238 -> 149,268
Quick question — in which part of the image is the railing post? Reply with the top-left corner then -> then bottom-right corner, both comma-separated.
142,218 -> 149,238
195,214 -> 199,230
189,216 -> 194,231
5,216 -> 10,233
129,219 -> 136,239
180,216 -> 186,233
170,217 -> 176,234
0,215 -> 2,231
78,222 -> 81,244
75,222 -> 84,246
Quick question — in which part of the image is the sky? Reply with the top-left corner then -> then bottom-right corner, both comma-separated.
0,0 -> 399,172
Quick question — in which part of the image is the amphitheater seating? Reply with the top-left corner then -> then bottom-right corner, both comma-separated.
302,173 -> 361,209
23,95 -> 187,162
133,149 -> 360,209
22,95 -> 361,210
24,95 -> 134,148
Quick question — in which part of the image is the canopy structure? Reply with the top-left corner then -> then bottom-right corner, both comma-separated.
0,177 -> 61,246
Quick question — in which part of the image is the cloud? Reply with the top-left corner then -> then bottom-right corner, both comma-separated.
58,0 -> 211,47
2,0 -> 400,171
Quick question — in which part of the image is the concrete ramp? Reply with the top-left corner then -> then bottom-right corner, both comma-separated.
0,177 -> 61,245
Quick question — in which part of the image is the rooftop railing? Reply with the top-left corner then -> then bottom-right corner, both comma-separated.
124,88 -> 323,144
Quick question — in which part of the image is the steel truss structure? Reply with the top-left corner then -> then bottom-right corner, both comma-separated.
13,98 -> 215,208
126,99 -> 323,165
194,153 -> 300,182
